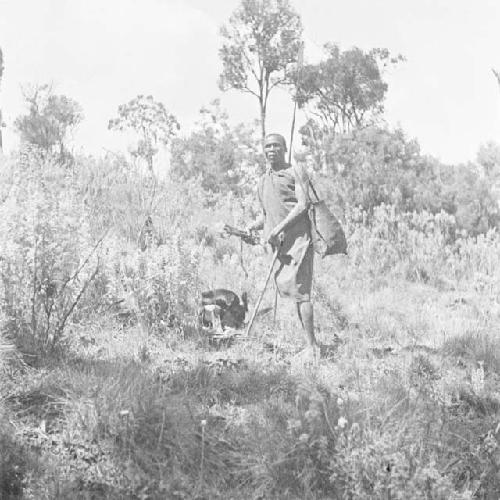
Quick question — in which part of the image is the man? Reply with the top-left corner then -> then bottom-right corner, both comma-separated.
247,133 -> 318,360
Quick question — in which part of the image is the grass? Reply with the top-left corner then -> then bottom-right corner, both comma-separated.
2,270 -> 500,499
1,161 -> 500,497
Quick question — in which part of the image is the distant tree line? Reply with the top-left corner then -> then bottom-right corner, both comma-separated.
2,0 -> 499,236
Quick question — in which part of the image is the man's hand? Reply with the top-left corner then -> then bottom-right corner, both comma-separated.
223,224 -> 260,246
246,216 -> 264,232
245,224 -> 258,235
267,230 -> 283,248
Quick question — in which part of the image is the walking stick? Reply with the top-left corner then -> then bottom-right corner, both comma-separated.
272,284 -> 278,326
245,246 -> 280,337
288,42 -> 304,165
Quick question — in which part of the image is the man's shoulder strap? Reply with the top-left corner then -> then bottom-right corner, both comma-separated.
292,164 -> 320,203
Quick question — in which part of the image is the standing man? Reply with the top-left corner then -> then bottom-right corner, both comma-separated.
247,133 -> 318,360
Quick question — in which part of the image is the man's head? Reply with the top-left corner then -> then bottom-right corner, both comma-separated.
264,133 -> 287,168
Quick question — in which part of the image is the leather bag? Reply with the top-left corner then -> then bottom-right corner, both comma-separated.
294,166 -> 347,257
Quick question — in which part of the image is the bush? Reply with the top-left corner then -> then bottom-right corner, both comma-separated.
299,125 -> 500,235
0,149 -> 100,351
345,204 -> 500,287
102,232 -> 202,335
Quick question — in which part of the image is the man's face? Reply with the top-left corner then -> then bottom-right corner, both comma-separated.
264,138 -> 286,167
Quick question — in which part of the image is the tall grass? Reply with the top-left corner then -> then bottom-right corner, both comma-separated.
1,150 -> 500,498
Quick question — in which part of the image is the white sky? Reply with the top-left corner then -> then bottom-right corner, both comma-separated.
1,0 -> 499,164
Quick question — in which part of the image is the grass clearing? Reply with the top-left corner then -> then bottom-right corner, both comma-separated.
3,272 -> 500,499
1,157 -> 500,497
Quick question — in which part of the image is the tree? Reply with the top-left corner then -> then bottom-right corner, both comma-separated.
0,48 -> 5,152
299,125 -> 500,235
14,84 -> 83,159
296,44 -> 403,135
477,141 -> 500,179
219,0 -> 303,144
108,95 -> 180,173
170,99 -> 262,194
441,163 -> 500,235
319,126 -> 426,213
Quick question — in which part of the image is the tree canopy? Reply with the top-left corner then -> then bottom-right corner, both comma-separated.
170,99 -> 262,195
295,44 -> 404,134
108,95 -> 180,173
219,0 -> 303,143
14,84 -> 83,159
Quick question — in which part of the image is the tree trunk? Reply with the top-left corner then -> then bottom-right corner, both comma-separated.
259,98 -> 266,151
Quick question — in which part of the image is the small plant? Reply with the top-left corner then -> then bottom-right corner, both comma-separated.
103,232 -> 201,335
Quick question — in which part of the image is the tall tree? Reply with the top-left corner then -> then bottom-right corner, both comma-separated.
219,0 -> 303,144
14,84 -> 83,159
296,44 -> 403,134
0,48 -> 4,152
108,95 -> 180,173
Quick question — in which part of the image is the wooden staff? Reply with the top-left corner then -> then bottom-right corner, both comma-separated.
245,246 -> 280,337
288,42 -> 305,164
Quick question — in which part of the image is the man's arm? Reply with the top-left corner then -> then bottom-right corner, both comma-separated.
268,165 -> 310,242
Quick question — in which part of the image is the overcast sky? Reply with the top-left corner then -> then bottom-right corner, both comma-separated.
1,0 -> 499,164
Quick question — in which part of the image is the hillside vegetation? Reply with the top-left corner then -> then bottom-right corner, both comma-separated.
2,1 -> 500,497
0,144 -> 499,499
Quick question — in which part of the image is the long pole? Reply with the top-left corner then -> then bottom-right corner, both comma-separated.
280,43 -> 305,321
288,42 -> 305,165
288,99 -> 298,165
245,246 -> 280,337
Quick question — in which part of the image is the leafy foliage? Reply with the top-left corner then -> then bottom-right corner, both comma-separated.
295,44 -> 404,134
108,94 -> 180,172
2,146 -> 500,498
170,99 -> 263,194
0,149 -> 99,351
299,126 -> 500,235
4,10 -> 500,499
310,126 -> 424,210
219,0 -> 303,141
14,84 -> 83,160
102,235 -> 201,335
441,162 -> 500,235
477,141 -> 500,179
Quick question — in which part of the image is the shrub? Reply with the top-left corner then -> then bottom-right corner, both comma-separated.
102,231 -> 202,335
345,203 -> 500,288
0,149 -> 100,351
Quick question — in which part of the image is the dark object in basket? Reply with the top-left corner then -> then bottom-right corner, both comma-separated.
200,288 -> 248,330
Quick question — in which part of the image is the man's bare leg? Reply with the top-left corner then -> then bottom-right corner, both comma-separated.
297,301 -> 317,347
